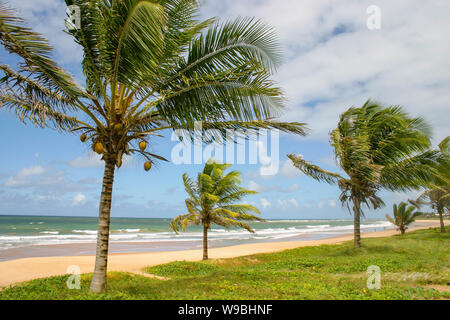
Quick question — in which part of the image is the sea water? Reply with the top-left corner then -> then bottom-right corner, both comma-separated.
0,215 -> 394,251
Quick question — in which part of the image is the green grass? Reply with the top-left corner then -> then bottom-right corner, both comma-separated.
1,228 -> 449,300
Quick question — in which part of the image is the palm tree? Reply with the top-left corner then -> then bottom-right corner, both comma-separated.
410,136 -> 450,232
412,187 -> 449,232
0,1 -> 307,293
288,101 -> 448,248
386,202 -> 421,235
170,160 -> 264,260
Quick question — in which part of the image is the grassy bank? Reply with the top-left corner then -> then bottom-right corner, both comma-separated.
1,228 -> 449,300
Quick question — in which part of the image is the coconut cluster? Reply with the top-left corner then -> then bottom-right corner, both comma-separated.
80,133 -> 152,172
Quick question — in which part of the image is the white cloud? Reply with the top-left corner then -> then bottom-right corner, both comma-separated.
201,1 -> 450,143
278,198 -> 299,208
248,180 -> 261,192
17,166 -> 45,178
260,198 -> 271,209
72,193 -> 86,206
3,166 -> 46,187
10,0 -> 83,65
279,159 -> 303,179
1,165 -> 100,199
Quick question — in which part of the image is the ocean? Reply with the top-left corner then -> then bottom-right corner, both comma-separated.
0,215 -> 394,254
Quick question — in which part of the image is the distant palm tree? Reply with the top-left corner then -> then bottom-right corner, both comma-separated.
170,160 -> 263,260
0,1 -> 306,293
288,101 -> 448,248
386,202 -> 421,235
410,136 -> 450,233
412,187 -> 449,232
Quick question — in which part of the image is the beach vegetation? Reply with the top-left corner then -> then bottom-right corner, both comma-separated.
1,228 -> 448,300
385,202 -> 422,235
410,136 -> 450,233
170,160 -> 263,260
288,101 -> 449,248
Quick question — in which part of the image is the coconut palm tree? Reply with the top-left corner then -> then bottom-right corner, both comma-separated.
288,101 -> 448,248
412,187 -> 449,232
386,202 -> 421,235
410,136 -> 450,232
170,160 -> 263,260
0,1 -> 307,293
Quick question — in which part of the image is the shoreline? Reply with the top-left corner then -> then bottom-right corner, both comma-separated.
0,220 -> 440,288
0,220 -> 399,262
0,228 -> 359,262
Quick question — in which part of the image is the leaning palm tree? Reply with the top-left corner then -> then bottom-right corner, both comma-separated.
170,160 -> 264,260
412,187 -> 449,232
410,136 -> 450,232
386,202 -> 421,235
0,1 -> 306,293
288,101 -> 448,248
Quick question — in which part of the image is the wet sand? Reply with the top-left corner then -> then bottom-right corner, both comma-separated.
0,241 -> 204,262
0,220 -> 440,288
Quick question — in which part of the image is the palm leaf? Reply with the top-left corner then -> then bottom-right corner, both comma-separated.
288,154 -> 343,184
0,5 -> 87,99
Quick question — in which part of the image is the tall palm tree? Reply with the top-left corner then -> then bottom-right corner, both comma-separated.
170,160 -> 263,260
410,136 -> 450,233
288,101 -> 448,248
0,1 -> 307,293
386,202 -> 421,235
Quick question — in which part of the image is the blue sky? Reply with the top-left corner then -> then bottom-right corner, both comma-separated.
0,0 -> 449,219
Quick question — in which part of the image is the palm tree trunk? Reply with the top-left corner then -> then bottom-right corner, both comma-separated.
203,224 -> 208,260
353,197 -> 361,248
90,157 -> 116,293
438,205 -> 445,233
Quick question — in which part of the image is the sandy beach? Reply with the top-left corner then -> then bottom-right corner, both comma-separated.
0,220 -> 441,288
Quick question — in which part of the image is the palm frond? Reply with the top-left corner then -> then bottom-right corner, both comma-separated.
182,173 -> 198,202
219,189 -> 258,204
102,0 -> 166,91
0,92 -> 79,130
156,66 -> 286,125
381,150 -> 447,191
0,65 -> 77,112
439,136 -> 450,155
386,201 -> 421,232
288,154 -> 343,185
211,216 -> 255,233
169,212 -> 199,233
221,204 -> 261,215
153,17 -> 285,125
0,5 -> 87,99
172,160 -> 262,236
65,0 -> 107,99
184,17 -> 281,77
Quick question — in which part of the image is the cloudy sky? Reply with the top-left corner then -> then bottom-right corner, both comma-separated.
0,0 -> 448,219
